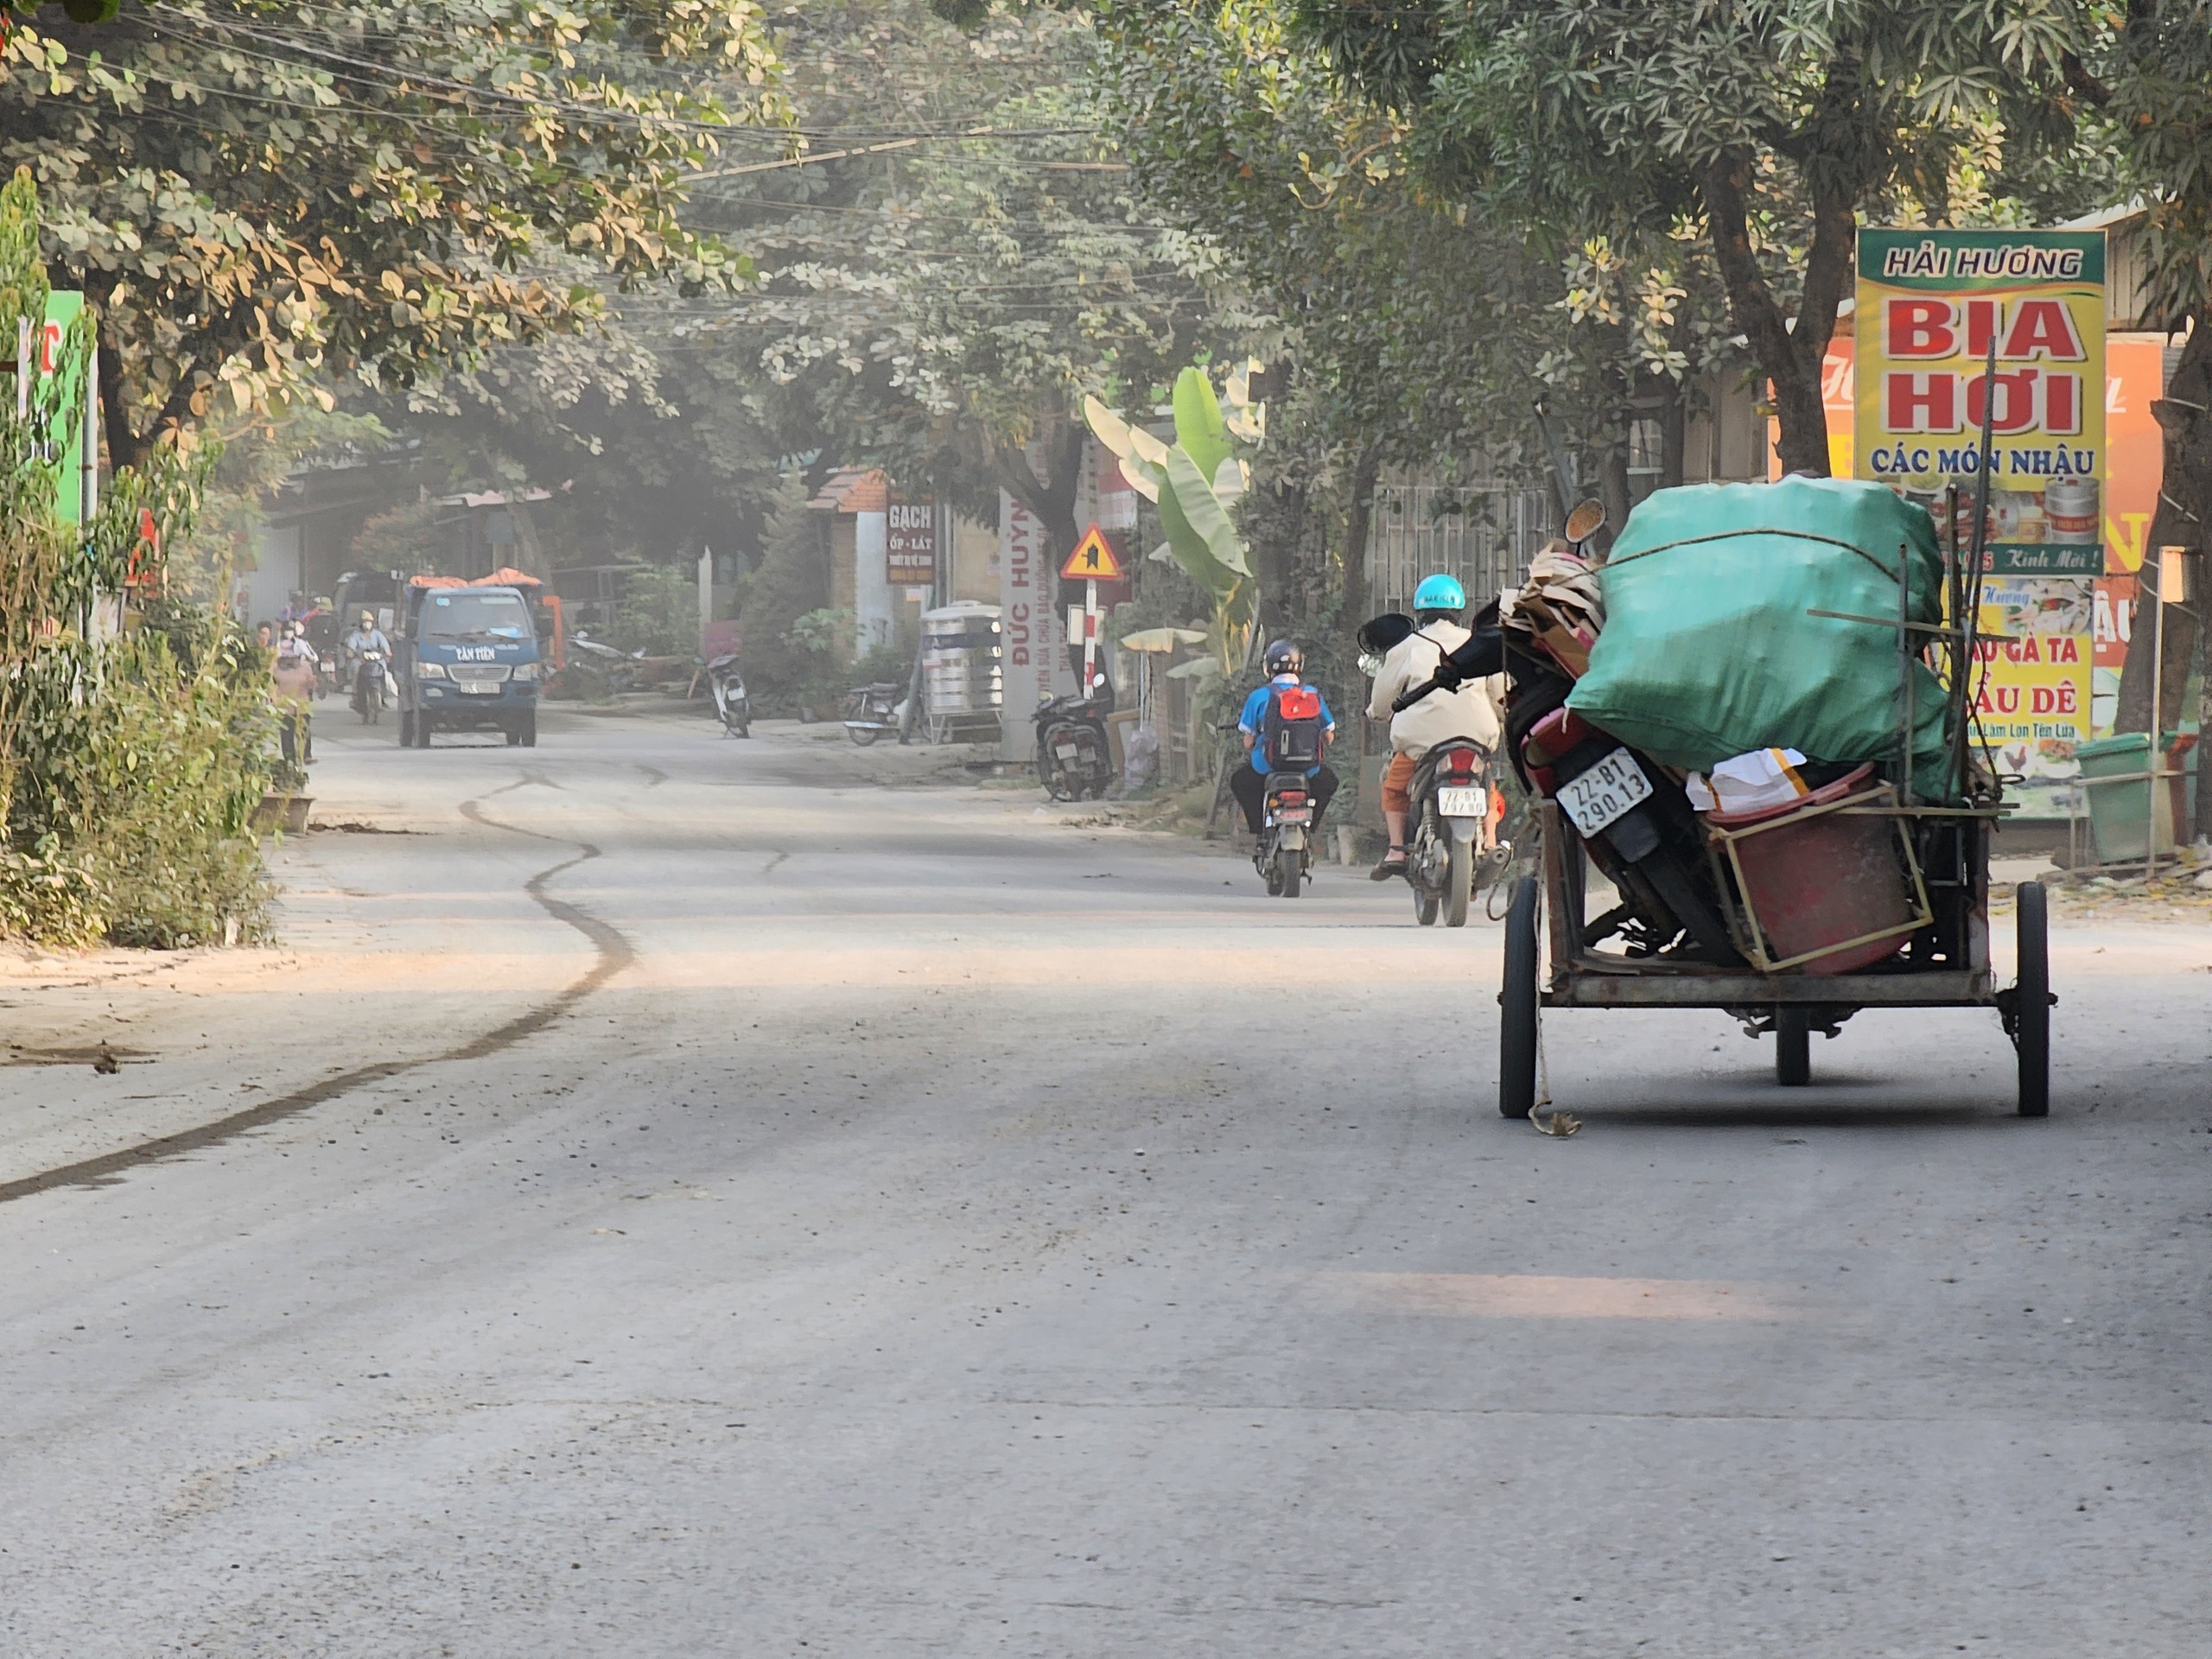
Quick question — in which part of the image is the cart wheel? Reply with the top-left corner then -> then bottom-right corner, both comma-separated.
1499,875 -> 1539,1119
2015,880 -> 2050,1117
1775,1007 -> 1811,1087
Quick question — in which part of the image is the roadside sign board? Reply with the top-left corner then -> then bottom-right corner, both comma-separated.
1854,229 -> 2107,578
1855,230 -> 2105,808
1060,524 -> 1123,582
887,499 -> 936,585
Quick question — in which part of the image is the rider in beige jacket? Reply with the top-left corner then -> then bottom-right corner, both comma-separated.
1364,581 -> 1501,878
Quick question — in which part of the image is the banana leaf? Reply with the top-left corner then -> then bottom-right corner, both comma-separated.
1171,368 -> 1233,486
1164,446 -> 1251,586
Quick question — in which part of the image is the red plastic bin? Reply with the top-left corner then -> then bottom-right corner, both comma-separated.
1706,763 -> 1925,975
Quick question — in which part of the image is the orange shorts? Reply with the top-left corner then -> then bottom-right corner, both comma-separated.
1382,751 -> 1418,815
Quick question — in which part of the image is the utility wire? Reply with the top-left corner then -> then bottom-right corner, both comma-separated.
147,3 -> 1097,143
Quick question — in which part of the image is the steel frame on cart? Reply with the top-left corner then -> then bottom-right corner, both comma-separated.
1499,801 -> 2050,1116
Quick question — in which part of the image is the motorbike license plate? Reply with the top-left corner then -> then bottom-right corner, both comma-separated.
1274,805 -> 1311,824
1054,743 -> 1080,761
1559,748 -> 1652,837
1436,785 -> 1485,818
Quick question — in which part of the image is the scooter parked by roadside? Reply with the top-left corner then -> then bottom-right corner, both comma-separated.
707,653 -> 751,737
843,682 -> 902,745
1033,689 -> 1113,799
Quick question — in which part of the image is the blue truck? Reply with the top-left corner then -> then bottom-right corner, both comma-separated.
397,579 -> 543,747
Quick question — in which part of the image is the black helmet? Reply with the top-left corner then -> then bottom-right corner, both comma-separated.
1263,639 -> 1302,675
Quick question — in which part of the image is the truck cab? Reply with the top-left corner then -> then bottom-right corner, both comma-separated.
397,581 -> 541,747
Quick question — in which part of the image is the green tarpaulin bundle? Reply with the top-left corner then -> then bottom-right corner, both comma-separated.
1565,478 -> 1955,800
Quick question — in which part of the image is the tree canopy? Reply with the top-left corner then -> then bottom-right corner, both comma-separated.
1290,0 -> 2099,474
0,0 -> 785,466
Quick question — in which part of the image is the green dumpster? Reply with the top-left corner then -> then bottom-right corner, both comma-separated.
2075,733 -> 2196,863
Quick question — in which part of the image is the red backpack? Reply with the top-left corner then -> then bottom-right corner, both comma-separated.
1261,683 -> 1325,770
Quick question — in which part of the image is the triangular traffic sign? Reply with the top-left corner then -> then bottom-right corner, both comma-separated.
1059,524 -> 1126,581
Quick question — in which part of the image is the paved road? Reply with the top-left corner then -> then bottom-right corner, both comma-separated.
2,709 -> 2206,1656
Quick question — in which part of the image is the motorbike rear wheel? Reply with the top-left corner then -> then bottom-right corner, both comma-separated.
1276,848 -> 1304,897
1444,838 -> 1473,927
849,723 -> 880,747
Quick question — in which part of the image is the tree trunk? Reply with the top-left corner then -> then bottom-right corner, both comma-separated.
1341,446 -> 1381,617
1657,376 -> 1688,491
1700,151 -> 1853,478
2115,314 -> 2211,760
990,414 -> 1085,607
2106,309 -> 2212,841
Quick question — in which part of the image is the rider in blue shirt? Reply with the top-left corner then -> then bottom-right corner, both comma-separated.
1231,639 -> 1339,833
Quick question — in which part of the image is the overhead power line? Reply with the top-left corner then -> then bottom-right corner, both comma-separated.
147,5 -> 1097,144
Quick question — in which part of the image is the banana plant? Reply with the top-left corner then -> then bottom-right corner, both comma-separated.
1084,362 -> 1265,676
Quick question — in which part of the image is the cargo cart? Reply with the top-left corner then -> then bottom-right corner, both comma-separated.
1489,402 -> 2053,1118
1497,799 -> 2049,1116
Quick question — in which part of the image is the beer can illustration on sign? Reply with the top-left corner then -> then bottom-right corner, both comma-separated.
2044,476 -> 2100,543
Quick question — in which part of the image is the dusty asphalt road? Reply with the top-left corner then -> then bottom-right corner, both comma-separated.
2,705 -> 2207,1656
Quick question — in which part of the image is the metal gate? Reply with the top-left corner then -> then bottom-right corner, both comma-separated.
1367,482 -> 1554,614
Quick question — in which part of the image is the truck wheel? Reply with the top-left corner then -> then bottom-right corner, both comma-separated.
518,710 -> 537,748
505,721 -> 524,747
1444,838 -> 1472,927
2015,880 -> 2050,1117
1499,875 -> 1539,1118
1776,1007 -> 1811,1086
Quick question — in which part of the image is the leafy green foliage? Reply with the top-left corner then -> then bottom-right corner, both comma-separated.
1,0 -> 785,462
1,168 -> 272,947
612,561 -> 699,655
733,473 -> 830,695
1287,0 -> 2098,474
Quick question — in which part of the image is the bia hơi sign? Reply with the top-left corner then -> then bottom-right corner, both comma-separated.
1855,230 -> 2105,792
1855,230 -> 2106,577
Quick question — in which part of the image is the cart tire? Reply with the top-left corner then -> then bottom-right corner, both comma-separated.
1775,1007 -> 1811,1086
2016,880 -> 2050,1117
1499,875 -> 1540,1119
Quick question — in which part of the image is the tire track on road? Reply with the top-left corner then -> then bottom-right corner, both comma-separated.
0,784 -> 633,1206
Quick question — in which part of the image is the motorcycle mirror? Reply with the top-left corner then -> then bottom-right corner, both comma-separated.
1356,613 -> 1416,656
1563,499 -> 1605,545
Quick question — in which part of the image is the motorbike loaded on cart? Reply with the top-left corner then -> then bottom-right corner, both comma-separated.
1394,467 -> 2054,1121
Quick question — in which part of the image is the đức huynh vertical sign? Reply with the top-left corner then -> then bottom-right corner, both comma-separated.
1855,230 -> 2106,577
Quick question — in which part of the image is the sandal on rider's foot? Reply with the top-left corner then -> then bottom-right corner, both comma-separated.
1369,845 -> 1408,881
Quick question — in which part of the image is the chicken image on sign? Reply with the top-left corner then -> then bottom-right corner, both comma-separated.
1854,229 -> 2107,577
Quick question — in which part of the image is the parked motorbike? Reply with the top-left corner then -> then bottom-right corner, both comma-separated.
1033,690 -> 1113,799
707,653 -> 751,737
350,648 -> 390,726
1253,770 -> 1316,898
1405,738 -> 1504,927
572,631 -> 647,692
1516,705 -> 1738,960
842,682 -> 902,745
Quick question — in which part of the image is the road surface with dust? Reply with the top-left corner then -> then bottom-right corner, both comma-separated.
2,706 -> 2206,1656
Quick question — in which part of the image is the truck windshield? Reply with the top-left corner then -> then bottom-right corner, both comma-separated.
422,591 -> 533,644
